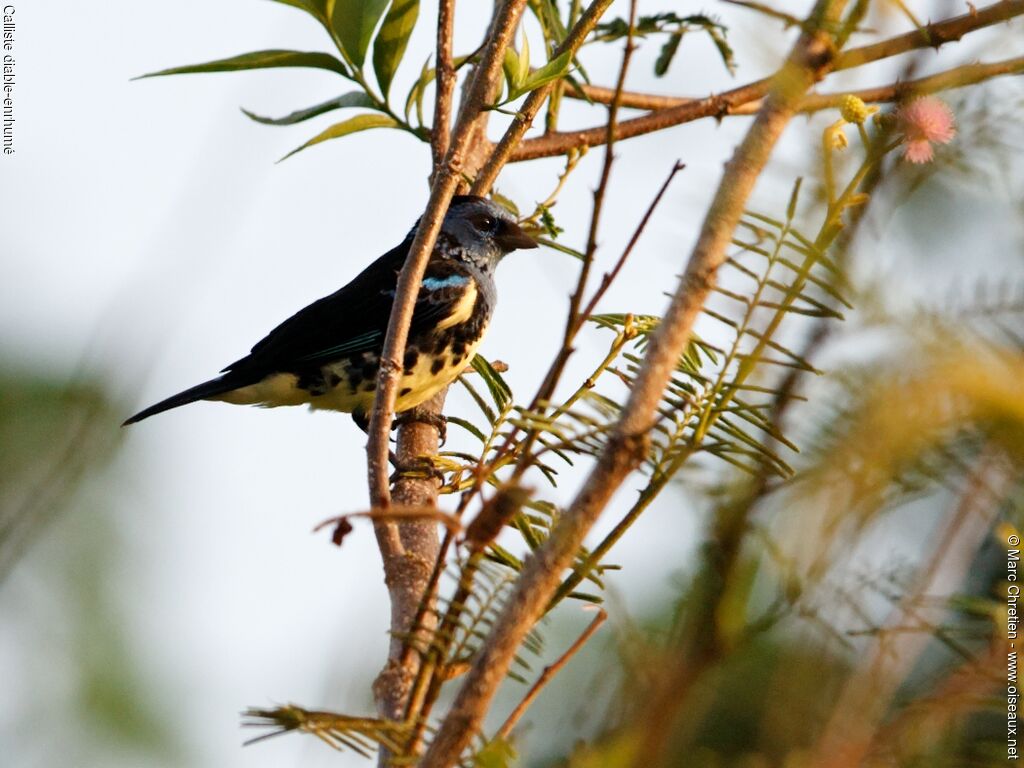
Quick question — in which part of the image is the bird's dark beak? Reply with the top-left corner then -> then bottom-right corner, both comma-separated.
497,220 -> 540,251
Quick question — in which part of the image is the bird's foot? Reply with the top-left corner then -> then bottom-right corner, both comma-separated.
388,453 -> 446,484
393,408 -> 448,445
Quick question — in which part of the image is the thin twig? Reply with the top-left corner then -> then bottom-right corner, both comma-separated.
512,0 -> 1024,161
833,0 -> 1024,70
314,506 -> 464,536
496,608 -> 607,740
576,160 -> 685,324
470,0 -> 614,195
418,1 -> 850,763
568,53 -> 1024,114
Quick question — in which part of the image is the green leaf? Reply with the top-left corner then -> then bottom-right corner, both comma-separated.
405,56 -> 433,124
503,47 -> 522,91
372,0 -> 419,97
655,31 -> 683,76
266,0 -> 330,19
528,0 -> 568,48
242,91 -> 375,125
508,50 -> 572,101
278,113 -> 398,161
136,49 -> 348,79
470,355 -> 512,411
517,30 -> 531,87
331,0 -> 391,68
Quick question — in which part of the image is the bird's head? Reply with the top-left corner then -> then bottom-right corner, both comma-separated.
434,195 -> 539,271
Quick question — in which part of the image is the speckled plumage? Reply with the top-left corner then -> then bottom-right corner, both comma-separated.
123,196 -> 537,426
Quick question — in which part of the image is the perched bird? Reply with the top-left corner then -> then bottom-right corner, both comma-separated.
123,195 -> 538,428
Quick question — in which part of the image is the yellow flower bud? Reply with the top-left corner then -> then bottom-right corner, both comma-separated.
831,129 -> 849,151
840,94 -> 869,125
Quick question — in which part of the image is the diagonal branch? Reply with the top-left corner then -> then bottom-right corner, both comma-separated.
418,0 -> 851,763
511,0 -> 1024,161
569,53 -> 1024,114
470,0 -> 615,195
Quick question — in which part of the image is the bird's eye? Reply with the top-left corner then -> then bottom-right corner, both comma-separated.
472,214 -> 496,231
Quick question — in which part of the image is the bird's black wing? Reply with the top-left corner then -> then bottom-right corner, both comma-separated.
123,241 -> 475,426
223,241 -> 474,378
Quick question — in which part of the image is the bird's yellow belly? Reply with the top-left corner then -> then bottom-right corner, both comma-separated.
214,332 -> 485,414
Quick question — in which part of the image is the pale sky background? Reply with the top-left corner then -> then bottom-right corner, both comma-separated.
1,1 -> 1021,767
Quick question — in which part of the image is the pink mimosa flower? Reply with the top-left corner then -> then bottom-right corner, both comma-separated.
897,97 -> 956,164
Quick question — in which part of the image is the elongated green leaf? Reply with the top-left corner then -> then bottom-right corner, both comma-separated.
502,47 -> 521,91
372,0 -> 419,97
266,0 -> 329,19
331,0 -> 390,67
242,91 -> 375,125
136,49 -> 348,79
405,56 -> 433,123
516,31 -> 531,87
507,50 -> 572,101
278,113 -> 397,161
470,355 -> 512,411
655,31 -> 683,76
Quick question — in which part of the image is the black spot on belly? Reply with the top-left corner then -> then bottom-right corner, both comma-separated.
451,341 -> 466,356
297,369 -> 332,396
326,371 -> 342,388
400,387 -> 412,397
404,348 -> 419,374
361,362 -> 377,380
347,371 -> 363,393
452,355 -> 463,366
430,357 -> 446,375
427,333 -> 446,355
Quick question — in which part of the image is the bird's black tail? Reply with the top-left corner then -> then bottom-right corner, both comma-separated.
122,375 -> 243,426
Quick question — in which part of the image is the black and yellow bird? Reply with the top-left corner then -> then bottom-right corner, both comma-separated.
123,196 -> 538,428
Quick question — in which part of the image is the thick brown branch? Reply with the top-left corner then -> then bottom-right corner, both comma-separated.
366,0 -> 529,732
419,1 -> 847,763
514,0 -> 1024,160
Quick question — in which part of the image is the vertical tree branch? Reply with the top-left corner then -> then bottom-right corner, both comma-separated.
367,0 -> 530,736
373,0 -> 460,729
431,0 -> 456,177
419,1 -> 850,763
